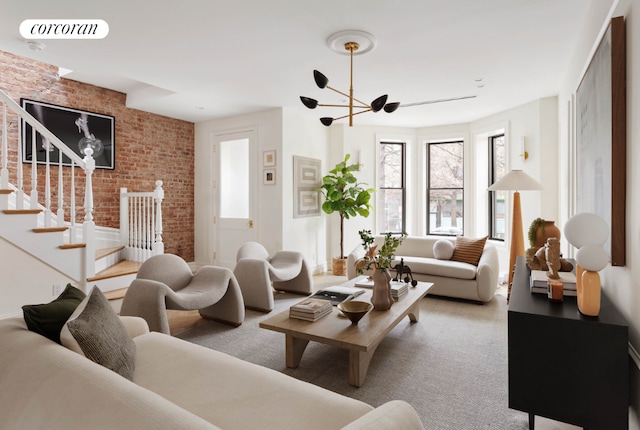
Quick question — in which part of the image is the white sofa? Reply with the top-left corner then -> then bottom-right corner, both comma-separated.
347,236 -> 499,303
0,316 -> 424,430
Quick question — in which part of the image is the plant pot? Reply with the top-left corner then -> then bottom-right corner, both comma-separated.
332,257 -> 347,276
533,220 -> 561,248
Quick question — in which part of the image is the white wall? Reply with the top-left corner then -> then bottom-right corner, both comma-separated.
0,238 -> 76,318
194,107 -> 330,273
194,108 -> 284,265
281,108 -> 328,272
323,123 -> 417,263
557,0 -> 639,426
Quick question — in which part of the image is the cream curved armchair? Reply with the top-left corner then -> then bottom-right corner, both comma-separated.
233,242 -> 313,312
120,254 -> 245,334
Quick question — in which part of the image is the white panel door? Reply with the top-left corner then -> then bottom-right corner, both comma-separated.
212,130 -> 257,269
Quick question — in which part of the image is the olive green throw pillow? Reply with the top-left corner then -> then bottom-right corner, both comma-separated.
63,287 -> 136,380
451,236 -> 488,266
22,284 -> 86,344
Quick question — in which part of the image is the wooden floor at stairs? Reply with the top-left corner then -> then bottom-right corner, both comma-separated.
88,260 -> 141,283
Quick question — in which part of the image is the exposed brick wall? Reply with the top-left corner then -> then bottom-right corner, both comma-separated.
0,50 -> 195,260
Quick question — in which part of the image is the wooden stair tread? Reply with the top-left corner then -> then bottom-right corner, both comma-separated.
88,260 -> 141,282
96,246 -> 125,260
103,288 -> 128,301
0,189 -> 13,195
60,243 -> 86,249
3,209 -> 42,214
33,227 -> 68,233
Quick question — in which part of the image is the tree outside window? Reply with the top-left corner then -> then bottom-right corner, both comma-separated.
427,141 -> 463,235
489,134 -> 506,240
378,142 -> 405,234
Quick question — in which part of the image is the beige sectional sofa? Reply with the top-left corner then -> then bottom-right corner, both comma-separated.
0,316 -> 424,430
347,235 -> 499,303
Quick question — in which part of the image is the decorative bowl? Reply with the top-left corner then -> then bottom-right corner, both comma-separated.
338,301 -> 373,325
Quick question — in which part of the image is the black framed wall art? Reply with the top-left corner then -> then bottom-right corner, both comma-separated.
21,99 -> 115,169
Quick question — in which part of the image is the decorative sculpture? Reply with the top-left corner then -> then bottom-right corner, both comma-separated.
525,237 -> 573,273
392,258 -> 417,287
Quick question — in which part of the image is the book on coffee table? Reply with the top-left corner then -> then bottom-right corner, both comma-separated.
289,298 -> 332,321
391,282 -> 408,300
309,286 -> 365,306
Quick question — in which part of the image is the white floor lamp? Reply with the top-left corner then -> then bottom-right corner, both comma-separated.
488,169 -> 542,302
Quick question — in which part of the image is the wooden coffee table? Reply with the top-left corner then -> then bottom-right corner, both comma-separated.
259,280 -> 433,387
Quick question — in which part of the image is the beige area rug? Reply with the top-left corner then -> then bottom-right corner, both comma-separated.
177,275 -> 529,429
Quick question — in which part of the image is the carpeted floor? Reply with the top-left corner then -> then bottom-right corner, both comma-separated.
177,275 -> 532,429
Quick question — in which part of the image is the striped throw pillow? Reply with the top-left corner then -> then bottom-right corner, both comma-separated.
451,236 -> 488,266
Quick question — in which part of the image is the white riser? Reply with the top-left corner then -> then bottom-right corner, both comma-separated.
91,273 -> 136,293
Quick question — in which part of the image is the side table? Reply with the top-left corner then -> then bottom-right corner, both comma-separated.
508,256 -> 629,429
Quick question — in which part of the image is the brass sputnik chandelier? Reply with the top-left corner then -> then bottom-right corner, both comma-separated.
300,30 -> 399,127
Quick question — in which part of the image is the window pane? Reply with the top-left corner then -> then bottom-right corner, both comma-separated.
490,134 -> 506,240
377,189 -> 404,233
220,138 -> 249,218
428,189 -> 463,235
429,142 -> 463,188
379,144 -> 402,188
493,192 -> 506,239
379,142 -> 405,234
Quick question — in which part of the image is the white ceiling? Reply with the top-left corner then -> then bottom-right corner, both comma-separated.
0,0 -> 591,128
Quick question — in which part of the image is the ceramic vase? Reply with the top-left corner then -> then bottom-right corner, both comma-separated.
533,220 -> 561,248
371,269 -> 393,311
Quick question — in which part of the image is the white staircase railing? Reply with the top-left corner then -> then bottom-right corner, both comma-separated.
120,181 -> 164,262
0,89 -> 96,282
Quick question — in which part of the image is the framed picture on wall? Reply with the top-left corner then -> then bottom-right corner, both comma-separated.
575,16 -> 626,266
293,155 -> 321,218
263,150 -> 276,167
20,99 -> 115,169
263,169 -> 275,185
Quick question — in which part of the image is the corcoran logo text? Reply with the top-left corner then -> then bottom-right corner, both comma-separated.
20,19 -> 109,39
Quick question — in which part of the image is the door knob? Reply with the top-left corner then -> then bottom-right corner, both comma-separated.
249,220 -> 254,228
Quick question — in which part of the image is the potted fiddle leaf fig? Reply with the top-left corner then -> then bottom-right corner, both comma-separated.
316,154 -> 374,276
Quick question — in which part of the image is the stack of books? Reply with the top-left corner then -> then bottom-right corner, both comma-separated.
391,282 -> 409,300
309,285 -> 365,305
353,275 -> 374,288
289,298 -> 333,321
530,270 -> 577,296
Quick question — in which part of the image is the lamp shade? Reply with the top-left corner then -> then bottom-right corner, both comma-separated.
300,96 -> 318,109
313,70 -> 329,89
384,102 -> 400,113
371,95 -> 388,112
488,169 -> 542,191
564,212 -> 609,248
320,117 -> 334,126
576,244 -> 609,271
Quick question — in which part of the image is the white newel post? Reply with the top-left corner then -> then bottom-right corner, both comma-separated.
30,126 -> 38,209
1,104 -> 8,189
69,163 -> 77,243
154,180 -> 164,255
44,143 -> 51,228
120,187 -> 128,247
57,148 -> 64,227
82,149 -> 96,282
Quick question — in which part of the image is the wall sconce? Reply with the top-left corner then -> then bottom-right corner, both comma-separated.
520,136 -> 529,161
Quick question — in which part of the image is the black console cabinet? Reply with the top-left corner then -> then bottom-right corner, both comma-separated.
508,257 -> 628,429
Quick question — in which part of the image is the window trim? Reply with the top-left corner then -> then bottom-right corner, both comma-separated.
426,139 -> 464,236
488,133 -> 505,241
378,141 -> 406,234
